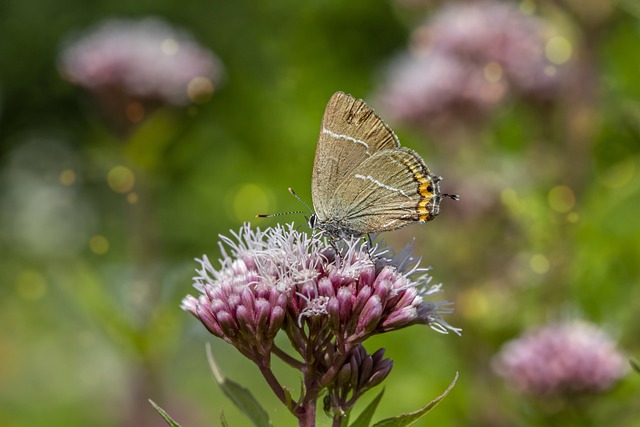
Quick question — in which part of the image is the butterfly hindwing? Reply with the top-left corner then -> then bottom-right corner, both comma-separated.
327,147 -> 441,235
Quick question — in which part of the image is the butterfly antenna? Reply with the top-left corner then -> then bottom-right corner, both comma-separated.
434,176 -> 460,201
255,188 -> 313,218
256,211 -> 306,219
287,187 -> 313,212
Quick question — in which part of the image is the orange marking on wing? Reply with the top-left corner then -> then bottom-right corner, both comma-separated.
402,160 -> 433,221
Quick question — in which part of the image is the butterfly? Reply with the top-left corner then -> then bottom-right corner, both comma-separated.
308,91 -> 458,238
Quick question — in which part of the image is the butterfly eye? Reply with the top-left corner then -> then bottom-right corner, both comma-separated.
308,214 -> 318,229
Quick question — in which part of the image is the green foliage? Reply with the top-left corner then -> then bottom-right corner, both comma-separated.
150,400 -> 184,427
371,373 -> 457,427
207,345 -> 273,427
350,389 -> 385,427
1,0 -> 639,426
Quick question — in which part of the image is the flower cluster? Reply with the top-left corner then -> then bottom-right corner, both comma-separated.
59,17 -> 222,106
183,224 -> 458,356
377,1 -> 564,127
182,223 -> 458,418
59,18 -> 222,133
493,321 -> 628,397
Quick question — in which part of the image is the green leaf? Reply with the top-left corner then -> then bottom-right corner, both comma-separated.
350,389 -> 385,427
631,358 -> 640,374
207,344 -> 273,427
371,373 -> 458,427
149,399 -> 183,427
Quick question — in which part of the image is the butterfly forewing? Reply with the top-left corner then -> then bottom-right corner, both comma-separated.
312,92 -> 400,217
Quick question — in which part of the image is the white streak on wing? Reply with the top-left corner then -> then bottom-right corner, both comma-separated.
354,174 -> 410,198
322,127 -> 369,150
383,219 -> 399,228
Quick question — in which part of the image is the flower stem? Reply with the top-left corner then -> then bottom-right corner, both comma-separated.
297,398 -> 316,427
272,344 -> 305,370
258,363 -> 298,413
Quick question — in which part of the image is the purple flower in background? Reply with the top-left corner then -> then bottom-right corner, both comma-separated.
493,321 -> 628,397
377,1 -> 564,127
59,18 -> 222,133
379,51 -> 505,126
422,1 -> 557,94
60,18 -> 222,106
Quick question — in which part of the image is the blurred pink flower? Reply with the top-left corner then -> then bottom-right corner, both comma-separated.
59,18 -> 222,106
422,1 -> 557,94
493,321 -> 629,397
379,50 -> 505,126
377,1 -> 564,126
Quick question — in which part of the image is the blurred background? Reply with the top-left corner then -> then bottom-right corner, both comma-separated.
1,0 -> 639,426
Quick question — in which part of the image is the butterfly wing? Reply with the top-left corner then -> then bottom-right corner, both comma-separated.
312,92 -> 400,218
327,147 -> 442,235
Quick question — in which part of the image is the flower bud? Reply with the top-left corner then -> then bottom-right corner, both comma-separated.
235,305 -> 255,336
216,311 -> 238,340
337,363 -> 352,387
267,306 -> 285,339
327,297 -> 341,332
353,285 -> 372,315
336,287 -> 354,324
357,296 -> 383,335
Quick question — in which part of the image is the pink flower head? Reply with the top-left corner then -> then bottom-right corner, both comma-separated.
423,1 -> 558,94
493,321 -> 629,396
377,1 -> 564,127
59,17 -> 222,106
379,51 -> 504,126
182,224 -> 459,363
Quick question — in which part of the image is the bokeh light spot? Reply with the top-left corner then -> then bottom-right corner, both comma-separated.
457,288 -> 489,319
127,192 -> 139,204
187,76 -> 214,104
125,101 -> 145,123
484,62 -> 503,83
548,185 -> 576,213
567,212 -> 579,223
107,166 -> 135,193
15,270 -> 47,300
89,235 -> 109,254
59,169 -> 76,186
161,38 -> 179,55
545,36 -> 572,65
530,254 -> 550,274
231,183 -> 271,222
